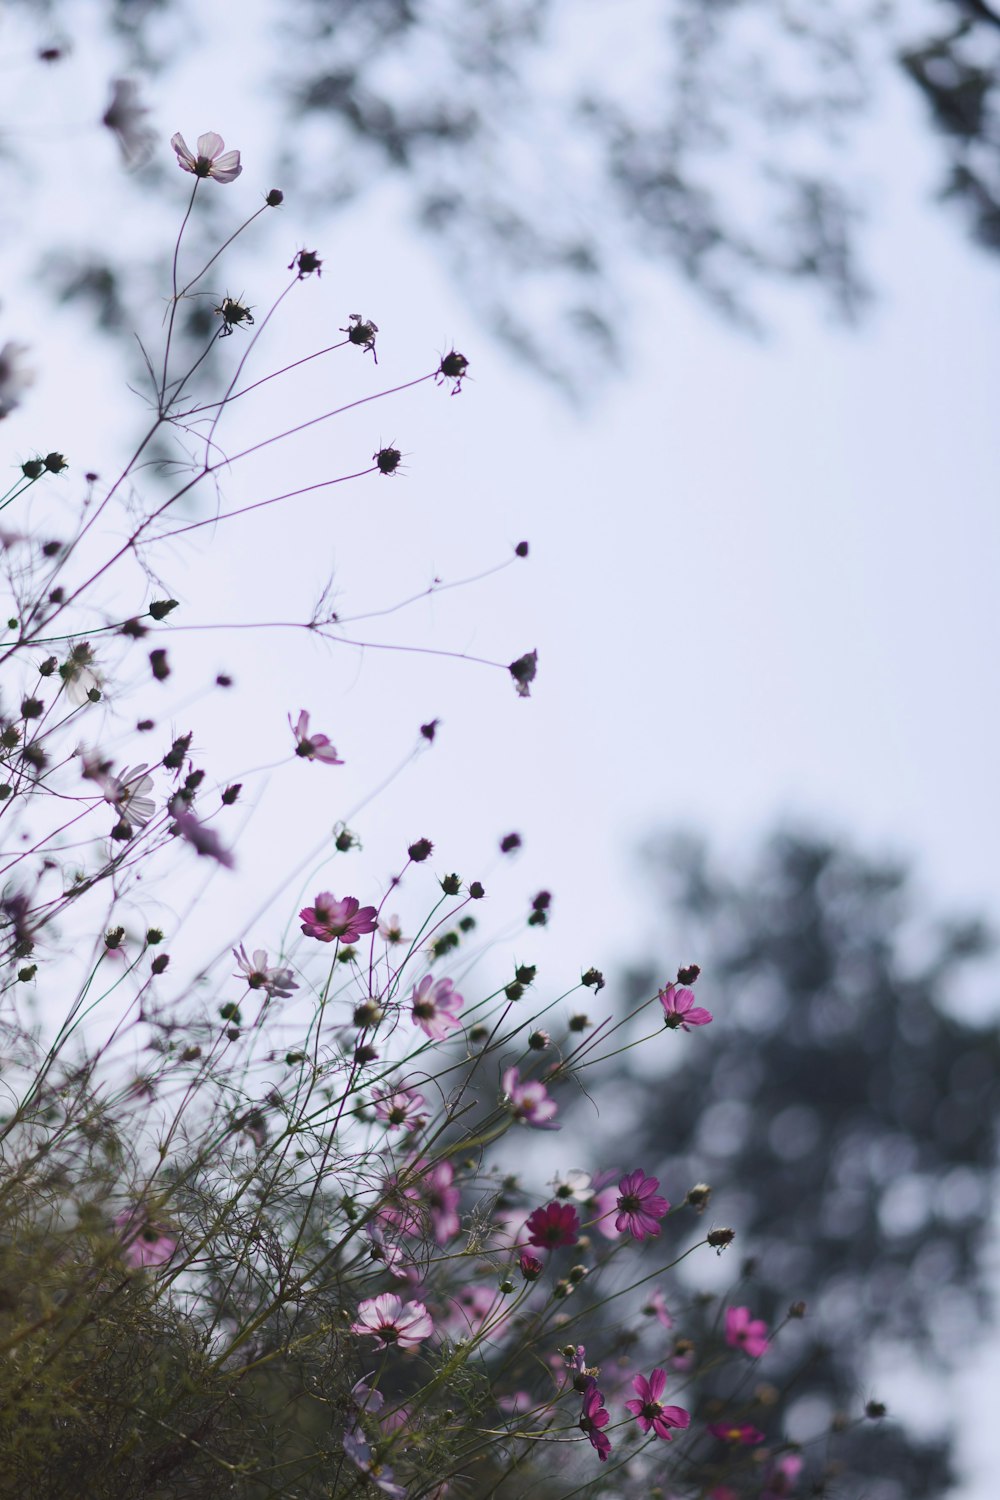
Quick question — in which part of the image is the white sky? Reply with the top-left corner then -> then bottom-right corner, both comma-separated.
2,2 -> 999,1494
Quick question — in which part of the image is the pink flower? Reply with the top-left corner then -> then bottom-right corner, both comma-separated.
113,1208 -> 178,1270
624,1368 -> 690,1441
725,1305 -> 770,1358
579,1378 -> 612,1462
299,892 -> 377,943
232,945 -> 298,999
372,1084 -> 428,1131
423,1158 -> 461,1243
708,1421 -> 766,1446
501,1067 -> 560,1129
525,1201 -> 579,1250
350,1292 -> 433,1348
170,802 -> 234,868
615,1169 -> 670,1240
762,1454 -> 804,1499
410,975 -> 464,1039
498,1390 -> 534,1415
342,1428 -> 406,1498
170,130 -> 242,182
658,982 -> 713,1030
289,710 -> 343,764
444,1283 -> 512,1342
591,1184 -> 624,1240
642,1287 -> 674,1328
366,1223 -> 412,1280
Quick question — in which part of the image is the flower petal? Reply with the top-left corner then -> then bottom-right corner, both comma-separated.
210,150 -> 242,182
197,131 -> 225,159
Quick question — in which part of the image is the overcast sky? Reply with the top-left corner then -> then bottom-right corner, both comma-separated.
2,3 -> 999,1493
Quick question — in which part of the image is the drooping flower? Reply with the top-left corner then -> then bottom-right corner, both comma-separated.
289,709 -> 343,764
102,763 -> 155,828
725,1304 -> 770,1358
342,1427 -> 406,1498
113,1207 -> 178,1270
615,1169 -> 670,1240
299,892 -> 377,943
578,1378 -> 612,1461
525,1201 -> 579,1250
170,802 -> 235,867
708,1421 -> 766,1446
232,945 -> 298,999
658,981 -> 713,1030
372,1084 -> 428,1131
624,1367 -> 691,1441
350,1292 -> 433,1348
410,974 -> 464,1039
0,342 -> 35,419
170,130 -> 242,182
102,78 -> 155,167
501,1066 -> 560,1129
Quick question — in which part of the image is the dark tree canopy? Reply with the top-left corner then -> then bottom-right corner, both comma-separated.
601,829 -> 999,1499
10,0 -> 1000,389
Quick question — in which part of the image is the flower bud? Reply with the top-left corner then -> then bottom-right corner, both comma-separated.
440,872 -> 461,895
707,1227 -> 735,1251
408,837 -> 433,862
265,188 -> 284,206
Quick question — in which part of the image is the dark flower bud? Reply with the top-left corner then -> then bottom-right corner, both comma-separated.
104,926 -> 125,950
528,1029 -> 550,1050
43,452 -> 67,473
515,964 -> 536,984
458,915 -> 476,931
285,1051 -> 305,1066
500,832 -> 522,853
22,744 -> 47,771
505,981 -> 524,1001
441,872 -> 461,895
420,719 -> 439,742
149,648 -> 170,681
431,931 -> 459,958
145,928 -> 164,945
569,1264 -> 588,1284
1,726 -> 20,748
788,1300 -> 807,1319
342,313 -> 379,360
528,908 -> 548,927
509,648 -> 538,698
289,248 -> 323,278
150,953 -> 170,975
568,1013 -> 590,1031
38,657 -> 57,677
865,1400 -> 886,1419
137,719 -> 154,731
216,673 -> 233,687
437,350 -> 468,392
265,188 -> 284,206
374,445 -> 401,475
334,826 -> 357,851
353,1001 -> 383,1028
707,1227 -> 735,1251
498,1278 -> 515,1294
515,540 -> 529,557
221,783 -> 242,805
120,618 -> 147,638
226,1027 -> 241,1041
85,471 -> 98,483
469,881 -> 485,899
17,965 -> 37,982
532,890 -> 551,910
148,599 -> 179,621
469,1025 -> 489,1046
38,46 -> 65,62
219,1002 -> 241,1021
21,697 -> 43,719
677,963 -> 701,985
354,1043 -> 379,1065
180,1045 -> 201,1062
408,837 -> 433,862
41,540 -> 62,557
110,820 -> 132,841
163,732 -> 192,770
183,769 -> 205,793
338,945 -> 358,964
581,967 -> 605,991
48,587 -> 64,604
553,1279 -> 571,1299
0,785 -> 11,800
686,1183 -> 712,1212
21,459 -> 44,479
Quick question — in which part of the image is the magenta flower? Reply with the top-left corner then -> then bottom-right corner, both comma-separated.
501,1066 -> 560,1130
289,709 -> 344,764
232,945 -> 298,999
372,1084 -> 428,1131
725,1305 -> 770,1358
170,130 -> 242,182
579,1378 -> 612,1462
658,981 -> 713,1030
708,1421 -> 766,1446
170,803 -> 235,868
624,1368 -> 691,1441
642,1287 -> 674,1328
519,1250 -> 543,1281
615,1169 -> 670,1239
299,892 -> 377,943
113,1208 -> 178,1270
350,1292 -> 433,1348
410,974 -> 464,1039
525,1200 -> 579,1250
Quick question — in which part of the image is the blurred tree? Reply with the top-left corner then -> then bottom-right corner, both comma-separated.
595,829 -> 1000,1499
10,0 -> 1000,390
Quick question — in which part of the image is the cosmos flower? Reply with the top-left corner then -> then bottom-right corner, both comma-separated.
725,1305 -> 770,1358
524,1201 -> 579,1250
113,1207 -> 178,1270
615,1169 -> 670,1239
289,709 -> 343,764
501,1066 -> 560,1129
102,78 -> 156,167
624,1368 -> 690,1441
299,892 -> 377,943
410,975 -> 464,1039
350,1292 -> 433,1349
578,1378 -> 612,1461
232,945 -> 298,999
372,1084 -> 428,1131
103,764 -> 155,828
170,130 -> 242,182
170,801 -> 234,868
658,981 -> 713,1030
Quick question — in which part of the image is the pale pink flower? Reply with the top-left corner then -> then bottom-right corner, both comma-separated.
102,78 -> 155,167
643,1287 -> 674,1328
725,1305 -> 770,1358
372,1083 -> 428,1131
658,981 -> 713,1030
299,892 -> 377,943
171,130 -> 242,182
501,1066 -> 560,1129
367,1224 -> 412,1280
232,944 -> 297,999
0,342 -> 35,418
378,913 -> 406,943
410,974 -> 464,1039
102,763 -> 155,828
114,1208 -> 178,1270
423,1158 -> 461,1243
444,1282 -> 512,1342
342,1428 -> 406,1498
289,709 -> 343,764
351,1292 -> 433,1348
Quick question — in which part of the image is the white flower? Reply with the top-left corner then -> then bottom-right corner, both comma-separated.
0,343 -> 36,419
232,944 -> 298,1000
170,130 -> 242,183
104,764 -> 156,828
103,79 -> 156,168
